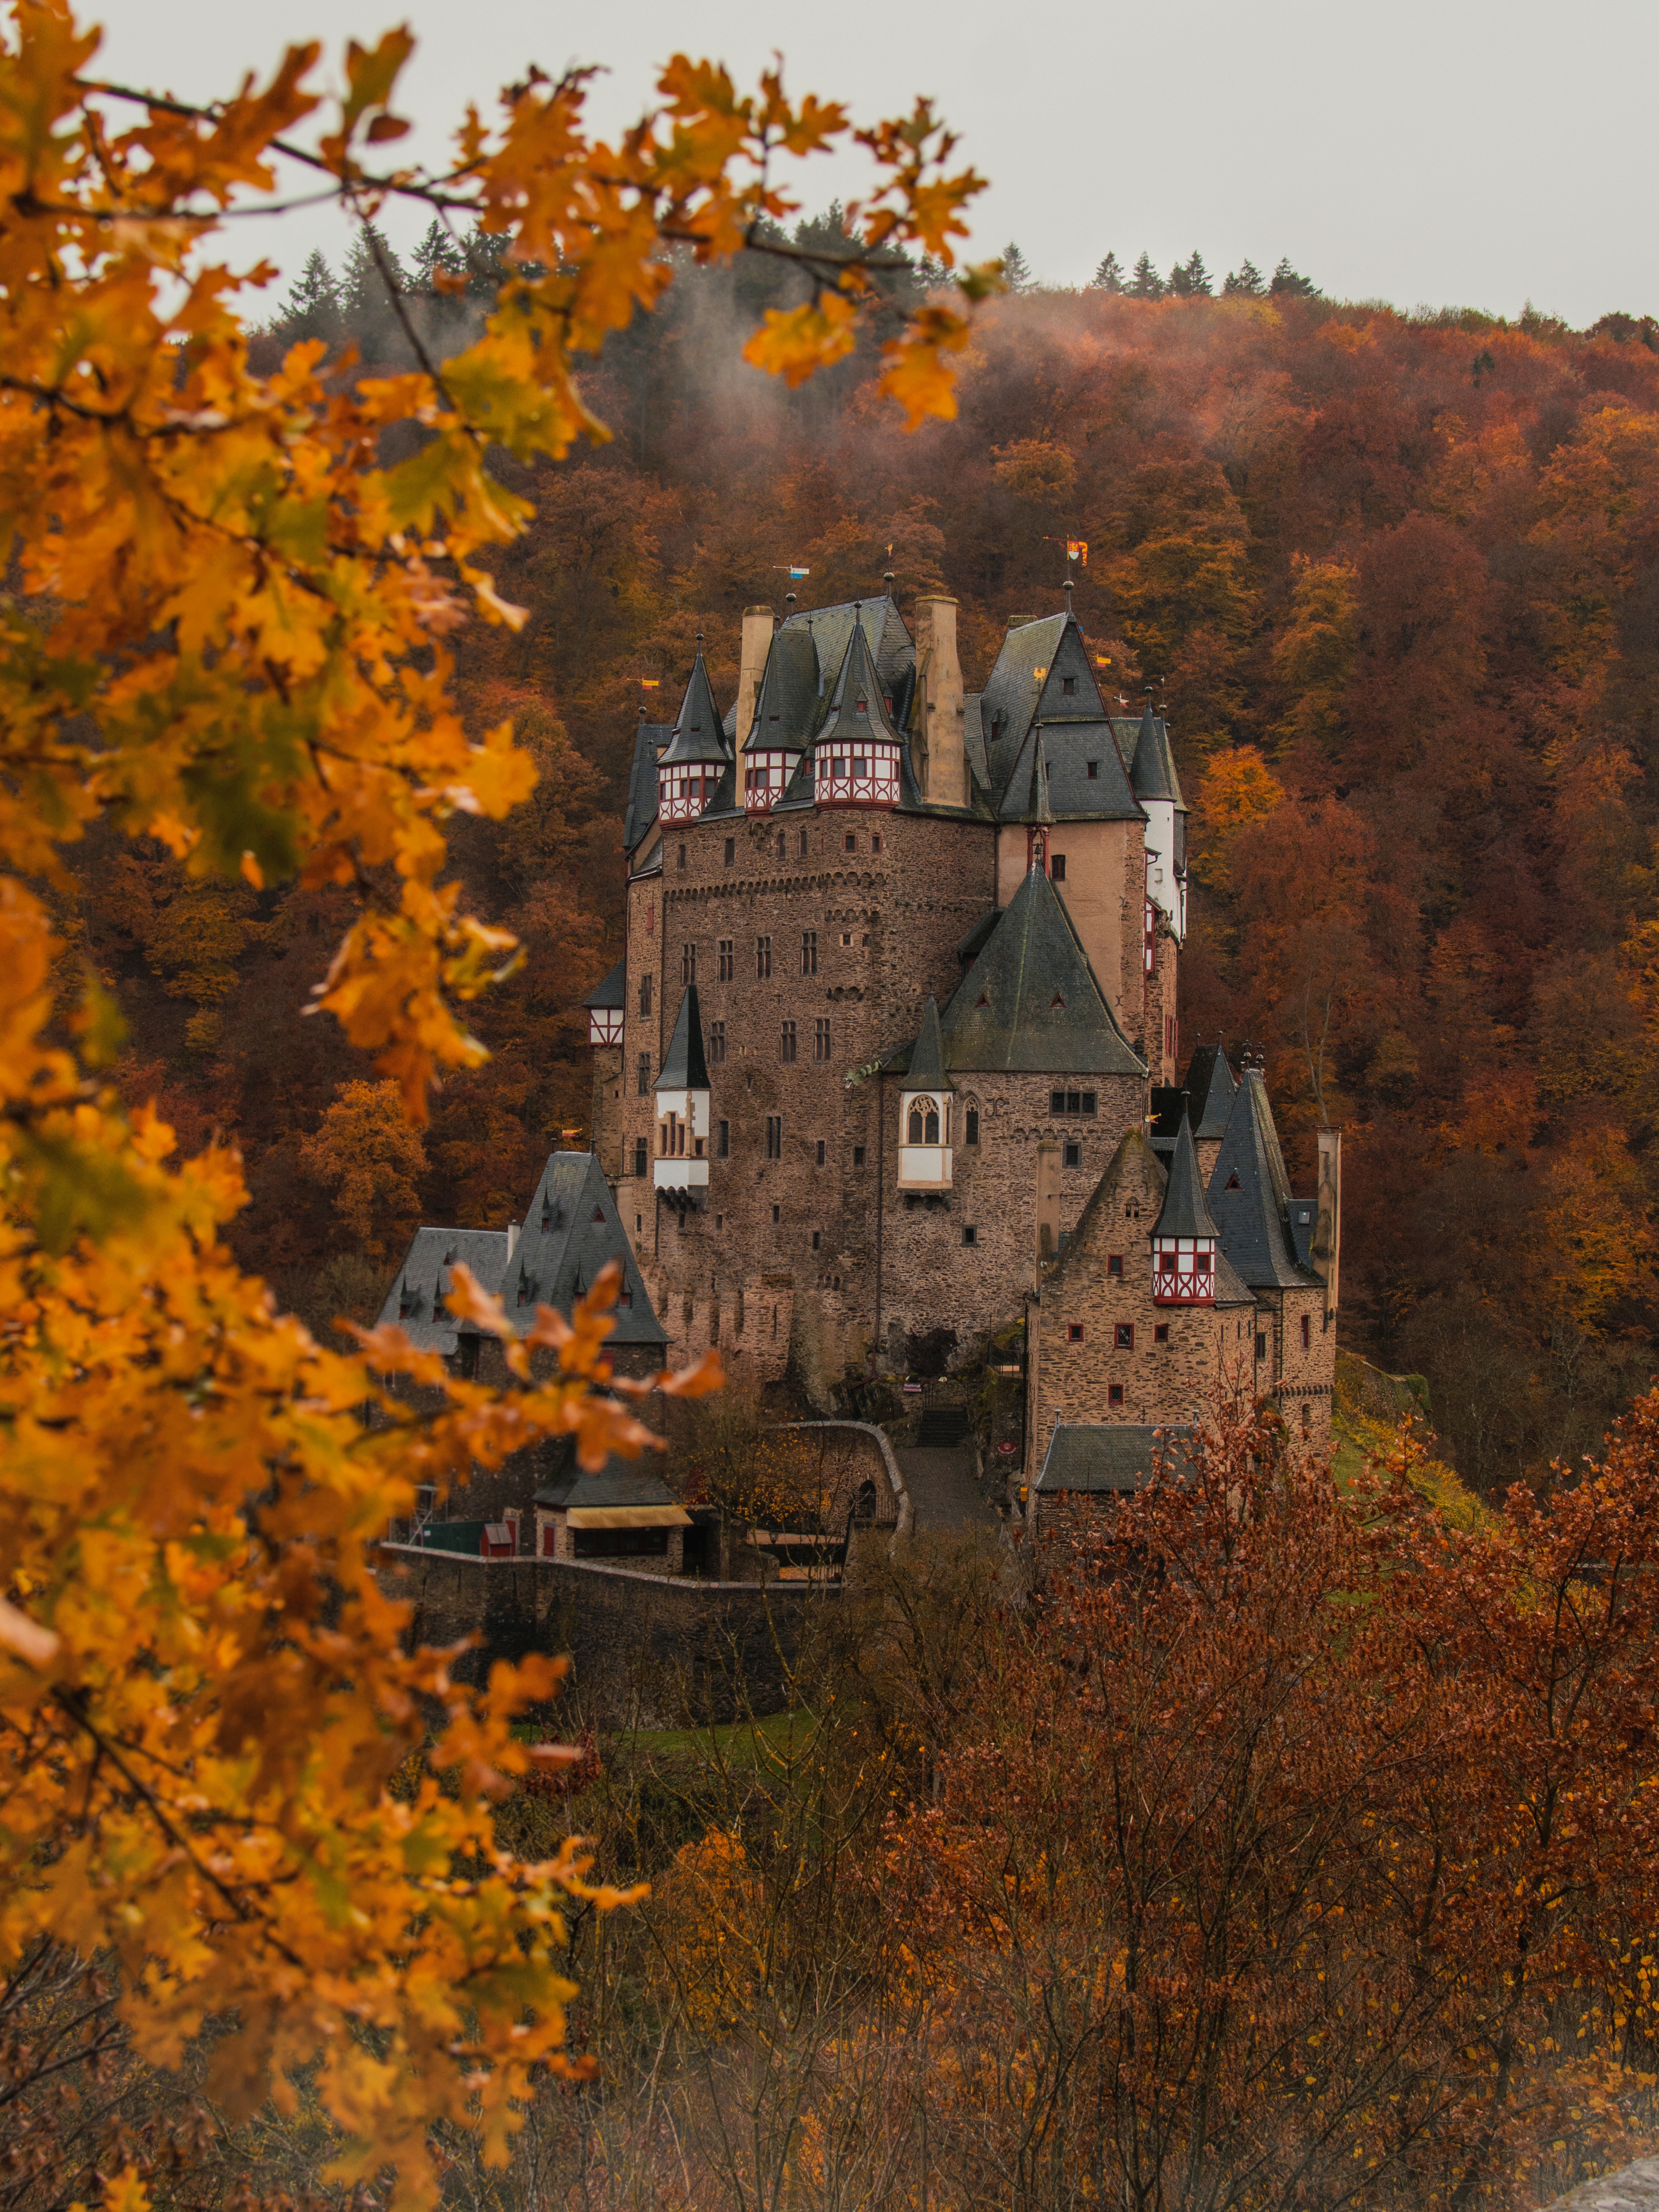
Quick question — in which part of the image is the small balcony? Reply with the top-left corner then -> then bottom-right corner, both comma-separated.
897,1144 -> 953,1190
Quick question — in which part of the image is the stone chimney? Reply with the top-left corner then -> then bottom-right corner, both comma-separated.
735,605 -> 774,748
912,594 -> 966,807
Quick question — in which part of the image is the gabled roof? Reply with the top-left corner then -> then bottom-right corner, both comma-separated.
374,1226 -> 514,1354
510,1151 -> 667,1345
656,985 -> 710,1092
996,715 -> 1144,823
581,956 -> 626,1012
1182,1042 -> 1237,1139
904,990 -> 951,1090
1036,1422 -> 1199,1493
780,593 -> 915,699
1206,1069 -> 1322,1291
812,618 -> 908,756
939,863 -> 1146,1076
623,719 -> 671,852
658,644 -> 729,768
1128,696 -> 1187,810
979,615 -> 1067,793
1154,1110 -> 1219,1241
534,1448 -> 679,1511
742,625 -> 820,752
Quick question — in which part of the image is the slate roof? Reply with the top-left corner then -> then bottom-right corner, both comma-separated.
375,1227 -> 514,1355
534,1449 -> 678,1511
581,956 -> 626,1012
742,625 -> 820,752
657,644 -> 730,768
938,862 -> 1146,1076
1183,1042 -> 1237,1139
509,1152 -> 667,1345
997,715 -> 1143,823
1153,1110 -> 1219,1241
656,985 -> 710,1092
623,719 -> 671,852
1206,1069 -> 1323,1292
1128,697 -> 1187,810
905,990 -> 951,1090
979,615 -> 1067,793
1035,1422 -> 1199,1493
780,593 -> 915,701
812,617 -> 907,756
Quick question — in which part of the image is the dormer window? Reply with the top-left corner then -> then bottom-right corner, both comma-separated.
1062,677 -> 1075,696
856,696 -> 868,713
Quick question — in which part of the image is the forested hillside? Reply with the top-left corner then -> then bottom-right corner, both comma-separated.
90,234 -> 1659,1485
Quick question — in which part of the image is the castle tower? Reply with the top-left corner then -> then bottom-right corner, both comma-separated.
1151,1104 -> 1219,1305
811,613 -> 904,809
1129,694 -> 1187,1082
742,623 -> 816,814
653,986 -> 711,1201
656,643 -> 729,826
897,989 -> 953,1191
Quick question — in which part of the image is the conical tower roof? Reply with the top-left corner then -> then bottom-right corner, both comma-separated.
655,985 -> 710,1092
1182,1041 -> 1237,1139
741,626 -> 820,753
1129,694 -> 1186,809
939,863 -> 1145,1076
659,643 -> 729,767
904,989 -> 953,1090
813,613 -> 906,753
1206,1068 -> 1317,1288
1153,1106 -> 1218,1240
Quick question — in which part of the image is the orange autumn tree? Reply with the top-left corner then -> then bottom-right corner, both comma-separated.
0,8 -> 990,2205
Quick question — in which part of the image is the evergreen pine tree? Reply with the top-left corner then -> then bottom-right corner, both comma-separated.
279,248 -> 342,345
1000,241 -> 1036,294
1168,249 -> 1212,299
410,219 -> 464,292
340,224 -> 407,318
1090,251 -> 1125,294
462,224 -> 514,302
1129,251 -> 1165,300
1224,259 -> 1266,297
1269,256 -> 1318,299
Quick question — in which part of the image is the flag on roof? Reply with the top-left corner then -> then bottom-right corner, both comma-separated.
1066,539 -> 1089,564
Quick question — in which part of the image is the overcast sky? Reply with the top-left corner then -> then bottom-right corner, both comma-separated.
89,0 -> 1652,328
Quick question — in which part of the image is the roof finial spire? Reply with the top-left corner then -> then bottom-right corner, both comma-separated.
1063,573 -> 1074,612
883,568 -> 896,594
785,589 -> 797,610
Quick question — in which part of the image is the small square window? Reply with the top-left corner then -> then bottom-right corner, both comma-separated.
963,1224 -> 977,1246
965,1109 -> 979,1145
853,1145 -> 866,1166
872,834 -> 882,853
1063,1140 -> 1081,1169
841,931 -> 852,946
1107,1254 -> 1123,1278
816,1139 -> 826,1167
724,836 -> 735,864
1086,760 -> 1099,779
812,1230 -> 822,1251
1061,675 -> 1075,696
773,1204 -> 781,1225
1051,854 -> 1066,882
1068,1322 -> 1083,1343
845,832 -> 857,853
1154,1323 -> 1169,1344
1108,1384 -> 1125,1407
1115,1322 -> 1134,1350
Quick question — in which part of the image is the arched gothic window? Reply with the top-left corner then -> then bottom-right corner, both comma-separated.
907,1096 -> 942,1146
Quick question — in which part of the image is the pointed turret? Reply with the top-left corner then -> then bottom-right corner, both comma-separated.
653,986 -> 711,1196
898,988 -> 954,1189
657,642 -> 729,825
1151,1105 -> 1219,1304
1206,1065 -> 1318,1290
813,612 -> 905,808
741,625 -> 818,813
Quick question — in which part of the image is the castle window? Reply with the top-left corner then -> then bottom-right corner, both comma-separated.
681,942 -> 696,985
1062,676 -> 1075,696
1051,854 -> 1066,882
458,1337 -> 480,1381
766,1116 -> 782,1160
812,1230 -> 822,1251
853,1145 -> 866,1166
1116,1323 -> 1135,1350
772,1203 -> 781,1224
845,832 -> 857,853
1107,1253 -> 1123,1278
718,1119 -> 730,1158
1256,1332 -> 1267,1360
1154,1323 -> 1169,1345
799,829 -> 808,856
633,1138 -> 647,1176
757,935 -> 772,979
1050,1090 -> 1098,1117
907,1096 -> 942,1146
724,838 -> 736,866
777,829 -> 787,861
1063,1141 -> 1081,1169
1108,1384 -> 1125,1407
1087,761 -> 1099,779
965,1109 -> 979,1145
719,938 -> 734,980
963,1225 -> 978,1246
802,930 -> 818,975
640,974 -> 653,1016
637,1053 -> 650,1097
780,1021 -> 797,1063
1226,1173 -> 1241,1190
709,1020 -> 725,1063
816,1139 -> 826,1167
1302,1312 -> 1312,1350
814,1018 -> 831,1062
872,834 -> 882,854
1068,1323 -> 1083,1343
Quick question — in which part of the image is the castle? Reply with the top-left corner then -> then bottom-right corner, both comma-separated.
570,585 -> 1342,1494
